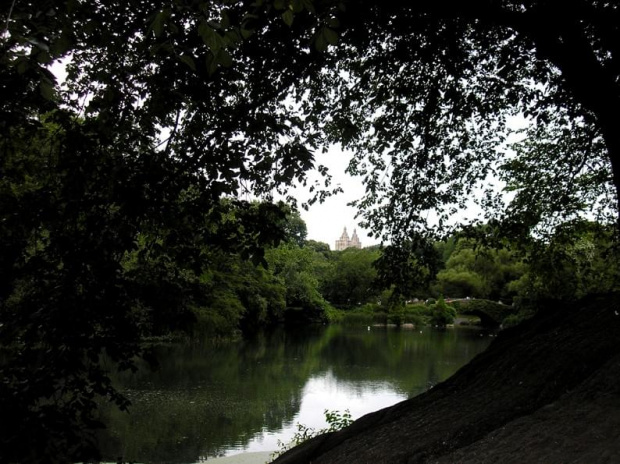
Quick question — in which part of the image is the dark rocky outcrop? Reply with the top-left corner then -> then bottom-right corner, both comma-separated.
273,293 -> 620,464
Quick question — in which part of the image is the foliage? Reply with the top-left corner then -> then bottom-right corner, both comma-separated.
2,1 -> 620,461
373,240 -> 441,300
282,209 -> 309,248
436,268 -> 489,299
435,238 -> 527,302
430,296 -> 457,327
335,301 -> 429,327
271,409 -> 353,460
265,243 -> 333,323
337,309 -> 376,326
306,239 -> 332,257
322,247 -> 381,307
294,2 -> 619,246
502,311 -> 535,329
516,220 -> 620,303
193,251 -> 287,336
323,304 -> 345,323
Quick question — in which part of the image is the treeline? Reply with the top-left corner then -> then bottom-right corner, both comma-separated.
166,208 -> 620,337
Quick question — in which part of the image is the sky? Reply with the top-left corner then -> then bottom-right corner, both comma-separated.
49,60 -> 372,249
49,61 -> 519,251
294,116 -> 530,249
289,146 -> 379,249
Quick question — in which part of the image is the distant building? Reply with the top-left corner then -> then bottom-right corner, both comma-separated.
335,227 -> 362,251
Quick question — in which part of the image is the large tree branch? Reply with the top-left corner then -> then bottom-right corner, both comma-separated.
397,0 -> 620,213
508,9 -> 620,213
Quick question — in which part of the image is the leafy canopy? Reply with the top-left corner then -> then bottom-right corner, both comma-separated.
2,0 -> 620,462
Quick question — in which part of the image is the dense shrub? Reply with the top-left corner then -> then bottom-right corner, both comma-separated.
430,296 -> 457,327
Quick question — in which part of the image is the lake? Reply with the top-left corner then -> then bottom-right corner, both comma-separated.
96,325 -> 493,463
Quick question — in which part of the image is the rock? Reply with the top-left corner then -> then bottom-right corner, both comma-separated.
272,293 -> 620,464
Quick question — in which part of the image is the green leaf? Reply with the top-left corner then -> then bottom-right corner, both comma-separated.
39,78 -> 55,100
315,27 -> 339,51
206,55 -> 218,76
282,10 -> 294,26
240,27 -> 254,39
16,57 -> 29,74
50,34 -> 73,57
216,49 -> 233,68
291,0 -> 304,13
301,0 -> 316,14
198,21 -> 224,53
27,38 -> 50,52
225,29 -> 242,46
179,54 -> 197,71
220,10 -> 231,28
151,9 -> 169,37
315,32 -> 327,52
327,17 -> 340,28
322,27 -> 338,45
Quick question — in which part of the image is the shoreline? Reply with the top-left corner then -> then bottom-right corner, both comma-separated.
207,451 -> 274,463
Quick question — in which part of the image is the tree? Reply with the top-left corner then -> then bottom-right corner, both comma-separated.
430,296 -> 458,327
3,0 -> 334,454
436,268 -> 489,299
306,239 -> 332,258
2,1 -> 620,461
282,209 -> 309,247
265,243 -> 332,322
322,247 -> 381,307
292,2 -> 619,246
435,239 -> 527,301
190,249 -> 288,335
514,220 -> 620,303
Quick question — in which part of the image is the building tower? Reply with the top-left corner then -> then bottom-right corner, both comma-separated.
335,227 -> 350,251
350,228 -> 362,249
335,227 -> 362,250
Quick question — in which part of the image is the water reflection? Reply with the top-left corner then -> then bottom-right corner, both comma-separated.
97,325 -> 492,462
240,370 -> 408,455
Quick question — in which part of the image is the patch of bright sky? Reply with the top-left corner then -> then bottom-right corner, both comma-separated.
50,59 -> 527,251
291,145 -> 377,248
295,116 -> 527,249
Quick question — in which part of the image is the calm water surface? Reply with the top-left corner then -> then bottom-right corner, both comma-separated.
97,325 -> 493,463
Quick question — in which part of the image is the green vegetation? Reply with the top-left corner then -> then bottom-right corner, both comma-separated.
321,247 -> 381,307
2,1 -> 620,462
430,297 -> 457,327
272,409 -> 354,460
434,239 -> 527,302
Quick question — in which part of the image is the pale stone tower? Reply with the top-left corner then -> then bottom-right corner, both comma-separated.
335,227 -> 350,251
350,228 -> 362,249
335,227 -> 362,250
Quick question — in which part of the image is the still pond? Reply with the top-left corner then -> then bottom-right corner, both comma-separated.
97,325 -> 494,463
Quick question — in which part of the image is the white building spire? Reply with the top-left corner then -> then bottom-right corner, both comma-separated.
335,226 -> 362,250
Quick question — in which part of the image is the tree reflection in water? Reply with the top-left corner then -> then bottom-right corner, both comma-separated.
96,325 -> 492,462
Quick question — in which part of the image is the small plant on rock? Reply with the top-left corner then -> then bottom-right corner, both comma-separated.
270,409 -> 353,460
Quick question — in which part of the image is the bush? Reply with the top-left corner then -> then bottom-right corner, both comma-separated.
324,305 -> 345,323
502,308 -> 535,328
333,302 -> 430,327
430,296 -> 457,327
387,310 -> 404,326
340,311 -> 374,326
271,410 -> 353,460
